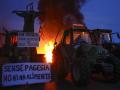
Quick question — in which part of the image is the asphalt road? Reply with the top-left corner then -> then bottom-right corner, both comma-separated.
1,76 -> 120,90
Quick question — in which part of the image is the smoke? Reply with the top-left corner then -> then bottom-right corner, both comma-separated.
37,0 -> 86,53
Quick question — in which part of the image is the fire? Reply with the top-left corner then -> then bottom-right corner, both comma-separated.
44,41 -> 54,63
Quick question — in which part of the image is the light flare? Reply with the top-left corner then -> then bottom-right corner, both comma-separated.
44,41 -> 54,63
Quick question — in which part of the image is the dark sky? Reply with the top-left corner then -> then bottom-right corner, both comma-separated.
0,0 -> 120,33
82,0 -> 120,33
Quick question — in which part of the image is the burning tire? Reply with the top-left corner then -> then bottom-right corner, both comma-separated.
71,57 -> 92,86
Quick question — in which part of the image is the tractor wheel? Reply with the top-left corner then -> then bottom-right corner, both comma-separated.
52,50 -> 68,81
71,57 -> 92,86
102,54 -> 120,82
109,54 -> 120,82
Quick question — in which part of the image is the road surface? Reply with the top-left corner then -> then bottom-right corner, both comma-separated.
1,75 -> 120,90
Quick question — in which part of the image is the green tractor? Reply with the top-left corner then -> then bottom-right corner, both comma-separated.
52,28 -> 120,86
92,29 -> 120,59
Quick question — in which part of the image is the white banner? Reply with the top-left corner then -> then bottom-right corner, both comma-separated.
17,32 -> 39,47
2,63 -> 51,86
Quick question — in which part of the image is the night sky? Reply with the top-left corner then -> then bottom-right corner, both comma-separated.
0,0 -> 120,33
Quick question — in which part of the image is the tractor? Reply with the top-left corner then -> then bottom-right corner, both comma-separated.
92,29 -> 120,59
52,28 -> 120,86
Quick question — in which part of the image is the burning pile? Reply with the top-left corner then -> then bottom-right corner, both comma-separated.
44,41 -> 54,63
37,0 -> 86,62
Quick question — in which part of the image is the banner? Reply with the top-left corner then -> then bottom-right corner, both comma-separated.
17,32 -> 39,47
2,63 -> 51,86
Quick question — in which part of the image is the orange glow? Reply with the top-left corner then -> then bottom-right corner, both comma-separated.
36,41 -> 46,54
44,41 -> 54,63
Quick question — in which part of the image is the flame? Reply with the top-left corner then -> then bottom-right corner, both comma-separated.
44,41 -> 54,63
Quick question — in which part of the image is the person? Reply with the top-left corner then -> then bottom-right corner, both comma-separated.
74,34 -> 87,49
101,34 -> 109,44
75,34 -> 87,44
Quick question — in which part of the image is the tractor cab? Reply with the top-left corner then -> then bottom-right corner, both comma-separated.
61,28 -> 92,46
112,32 -> 120,43
92,29 -> 120,59
91,29 -> 112,45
